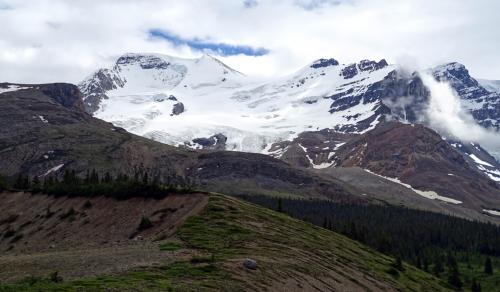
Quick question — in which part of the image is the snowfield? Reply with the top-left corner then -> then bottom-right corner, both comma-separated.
82,53 -> 394,153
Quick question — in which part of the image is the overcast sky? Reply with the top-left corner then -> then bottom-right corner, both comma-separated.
1,0 -> 499,84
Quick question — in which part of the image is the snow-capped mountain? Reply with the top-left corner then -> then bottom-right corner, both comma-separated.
79,54 -> 500,167
79,53 -> 394,152
79,53 -> 500,186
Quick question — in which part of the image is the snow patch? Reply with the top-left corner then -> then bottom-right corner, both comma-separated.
469,154 -> 494,167
0,85 -> 28,94
38,115 -> 48,123
483,209 -> 500,216
43,164 -> 64,176
298,143 -> 335,169
312,162 -> 335,169
364,169 -> 462,204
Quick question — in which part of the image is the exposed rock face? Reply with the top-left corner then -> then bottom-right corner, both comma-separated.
340,59 -> 388,79
341,63 -> 358,79
310,58 -> 339,69
38,83 -> 86,112
116,54 -> 170,70
190,133 -> 227,150
268,129 -> 356,169
376,71 -> 430,123
78,69 -> 125,113
358,59 -> 388,72
327,69 -> 429,133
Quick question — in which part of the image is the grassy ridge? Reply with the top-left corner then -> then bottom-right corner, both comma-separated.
0,194 -> 451,291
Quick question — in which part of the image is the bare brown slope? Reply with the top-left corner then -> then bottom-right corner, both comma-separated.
334,121 -> 500,210
0,191 -> 208,282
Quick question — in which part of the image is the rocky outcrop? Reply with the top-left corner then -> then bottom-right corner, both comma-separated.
358,59 -> 388,72
78,69 -> 124,113
38,83 -> 87,112
171,102 -> 185,116
190,133 -> 227,150
310,58 -> 339,69
268,129 -> 356,169
340,59 -> 388,79
341,63 -> 358,79
376,71 -> 430,123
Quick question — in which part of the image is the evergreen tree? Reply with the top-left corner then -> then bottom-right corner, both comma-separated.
152,176 -> 160,187
90,169 -> 99,184
393,256 -> 404,271
14,173 -> 30,189
447,266 -> 462,289
447,252 -> 457,269
484,257 -> 493,275
103,172 -> 112,183
349,222 -> 358,240
22,174 -> 30,189
471,278 -> 481,292
277,197 -> 283,213
44,175 -> 55,188
84,170 -> 90,183
32,175 -> 41,192
63,169 -> 79,185
63,170 -> 71,184
416,257 -> 422,270
13,173 -> 23,189
0,174 -> 7,191
433,257 -> 444,276
423,258 -> 429,272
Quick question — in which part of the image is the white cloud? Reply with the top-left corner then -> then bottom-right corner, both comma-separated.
421,73 -> 500,157
0,0 -> 500,83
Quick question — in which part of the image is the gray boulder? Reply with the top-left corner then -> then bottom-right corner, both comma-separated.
171,102 -> 185,116
243,258 -> 257,270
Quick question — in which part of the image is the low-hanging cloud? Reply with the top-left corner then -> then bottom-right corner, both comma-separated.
420,73 -> 500,158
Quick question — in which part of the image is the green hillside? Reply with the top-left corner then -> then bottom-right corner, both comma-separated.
0,194 -> 451,291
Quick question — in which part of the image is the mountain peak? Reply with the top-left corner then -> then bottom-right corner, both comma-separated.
432,62 -> 480,89
115,53 -> 171,70
432,62 -> 467,75
310,58 -> 340,69
196,53 -> 244,76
